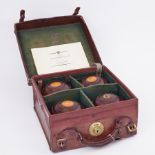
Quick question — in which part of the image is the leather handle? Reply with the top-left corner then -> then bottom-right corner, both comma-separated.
80,119 -> 121,146
57,116 -> 137,149
80,116 -> 137,147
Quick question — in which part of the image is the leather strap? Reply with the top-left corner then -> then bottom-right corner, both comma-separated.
93,63 -> 103,77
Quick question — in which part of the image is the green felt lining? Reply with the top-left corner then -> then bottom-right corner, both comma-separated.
117,85 -> 131,100
69,76 -> 83,88
72,70 -> 116,83
42,70 -> 118,98
42,76 -> 66,85
44,83 -> 131,114
42,75 -> 83,97
17,23 -> 95,77
82,84 -> 130,102
44,89 -> 94,113
42,70 -> 116,90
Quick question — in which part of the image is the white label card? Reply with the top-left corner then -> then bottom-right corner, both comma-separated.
31,42 -> 90,74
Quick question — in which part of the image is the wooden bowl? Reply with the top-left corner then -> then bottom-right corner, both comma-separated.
52,100 -> 82,114
81,75 -> 104,87
43,81 -> 70,95
95,93 -> 120,106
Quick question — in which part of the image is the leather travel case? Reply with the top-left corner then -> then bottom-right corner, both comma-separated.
14,7 -> 138,152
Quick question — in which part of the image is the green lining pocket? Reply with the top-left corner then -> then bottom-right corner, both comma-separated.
72,70 -> 116,85
69,76 -> 83,88
42,75 -> 84,97
44,88 -> 94,114
82,84 -> 131,103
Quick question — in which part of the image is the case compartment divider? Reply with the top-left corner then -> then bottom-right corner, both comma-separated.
82,83 -> 131,103
42,75 -> 84,97
44,88 -> 94,114
72,70 -> 116,84
79,90 -> 95,107
41,75 -> 71,97
69,75 -> 83,88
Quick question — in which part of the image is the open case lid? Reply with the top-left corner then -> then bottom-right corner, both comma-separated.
14,7 -> 103,85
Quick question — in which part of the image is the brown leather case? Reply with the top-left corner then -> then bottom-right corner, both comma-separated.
14,7 -> 138,152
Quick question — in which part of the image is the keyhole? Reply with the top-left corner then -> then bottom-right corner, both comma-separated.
95,127 -> 101,134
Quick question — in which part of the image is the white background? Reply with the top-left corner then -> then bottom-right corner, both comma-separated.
0,0 -> 154,154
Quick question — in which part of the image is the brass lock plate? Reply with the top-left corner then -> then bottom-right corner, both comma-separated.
89,122 -> 104,136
